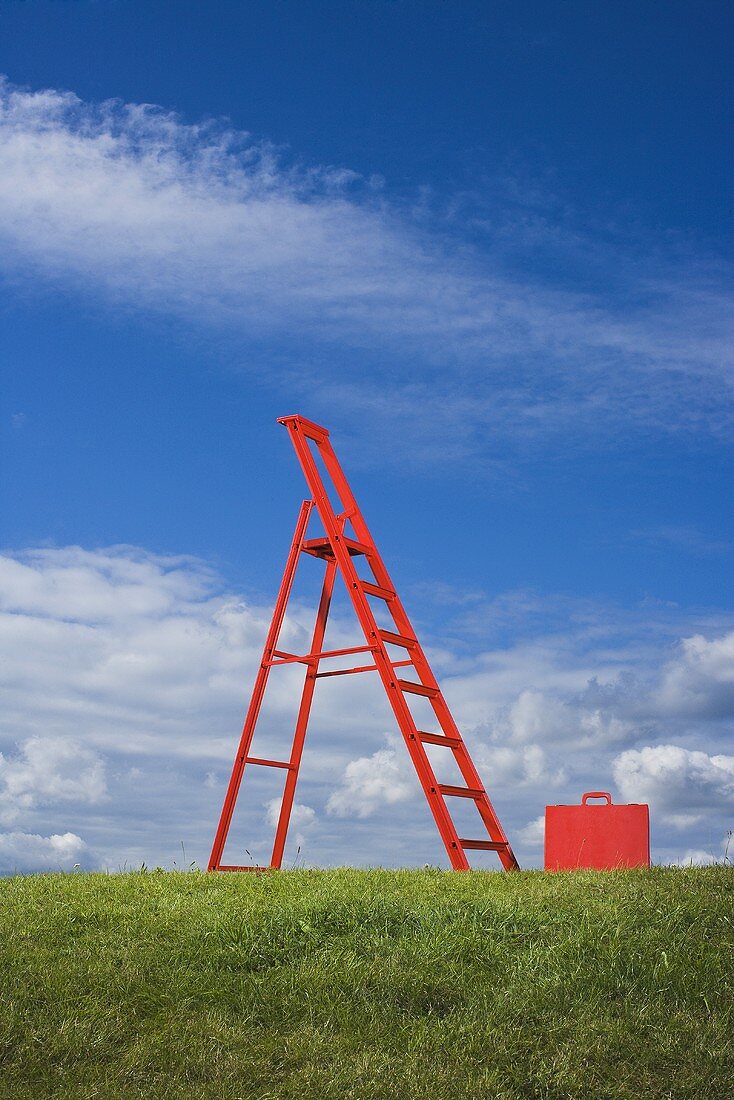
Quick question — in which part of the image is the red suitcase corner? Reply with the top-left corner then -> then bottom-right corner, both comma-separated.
544,791 -> 650,871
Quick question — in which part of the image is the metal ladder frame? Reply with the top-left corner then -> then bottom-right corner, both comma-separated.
208,415 -> 519,872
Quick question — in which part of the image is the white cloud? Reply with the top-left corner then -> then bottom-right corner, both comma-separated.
477,743 -> 566,788
508,690 -> 568,743
613,745 -> 734,828
0,545 -> 285,759
656,632 -> 734,719
1,543 -> 733,869
263,798 -> 317,854
0,737 -> 106,824
672,849 -> 720,867
0,830 -> 87,873
0,77 -> 732,446
519,814 -> 545,848
265,798 -> 316,831
0,545 -> 215,622
326,745 -> 416,819
0,543 -> 404,869
505,689 -> 633,749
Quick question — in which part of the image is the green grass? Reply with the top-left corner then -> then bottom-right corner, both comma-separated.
0,868 -> 732,1099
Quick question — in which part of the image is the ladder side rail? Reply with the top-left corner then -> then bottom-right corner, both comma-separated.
315,435 -> 408,602
284,423 -> 470,869
279,426 -> 462,715
313,432 -> 498,759
411,658 -> 518,866
292,428 -> 434,696
408,650 -> 518,865
315,433 -> 449,691
424,691 -> 512,841
314,430 -> 519,870
270,553 -> 339,867
208,500 -> 314,871
428,690 -> 495,793
416,685 -> 494,797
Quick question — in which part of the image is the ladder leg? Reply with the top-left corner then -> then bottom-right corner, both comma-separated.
208,500 -> 314,871
270,556 -> 337,867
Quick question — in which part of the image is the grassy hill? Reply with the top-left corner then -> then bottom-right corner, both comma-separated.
0,867 -> 731,1099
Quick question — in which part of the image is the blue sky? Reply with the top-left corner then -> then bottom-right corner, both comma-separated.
1,1 -> 732,873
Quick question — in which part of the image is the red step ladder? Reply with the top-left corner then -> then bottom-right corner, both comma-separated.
209,415 -> 519,872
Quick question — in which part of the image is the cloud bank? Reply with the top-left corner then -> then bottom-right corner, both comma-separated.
613,745 -> 734,828
0,830 -> 87,874
0,77 -> 732,447
1,544 -> 732,871
0,736 -> 106,825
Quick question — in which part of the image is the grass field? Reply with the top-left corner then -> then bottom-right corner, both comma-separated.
0,867 -> 731,1099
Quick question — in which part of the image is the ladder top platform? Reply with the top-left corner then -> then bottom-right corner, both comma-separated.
303,536 -> 370,559
277,414 -> 330,441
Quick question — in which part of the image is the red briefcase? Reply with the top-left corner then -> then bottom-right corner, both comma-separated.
544,791 -> 650,871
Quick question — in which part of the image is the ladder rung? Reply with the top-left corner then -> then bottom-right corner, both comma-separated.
438,784 -> 483,799
302,536 -> 371,558
302,538 -> 331,559
379,629 -> 416,649
359,580 -> 396,601
216,865 -> 270,872
416,731 -> 461,748
458,839 -> 508,851
398,679 -> 438,698
245,756 -> 294,770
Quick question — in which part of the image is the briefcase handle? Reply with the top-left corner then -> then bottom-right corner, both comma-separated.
581,791 -> 612,805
